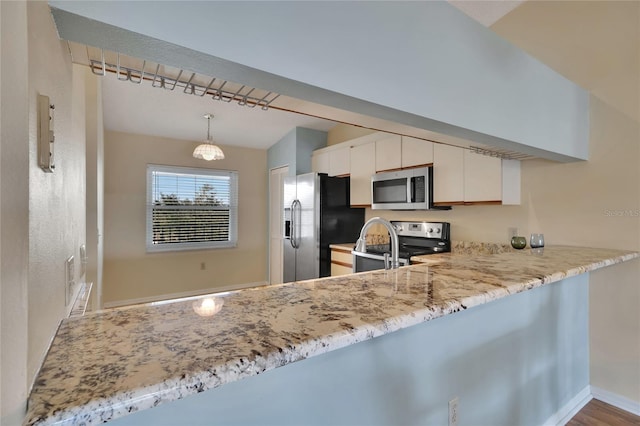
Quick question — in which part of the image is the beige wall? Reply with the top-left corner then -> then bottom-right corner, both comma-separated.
84,67 -> 105,310
103,131 -> 268,305
1,2 -> 30,424
492,0 -> 640,406
2,2 -> 91,423
27,4 -> 88,387
326,123 -> 375,146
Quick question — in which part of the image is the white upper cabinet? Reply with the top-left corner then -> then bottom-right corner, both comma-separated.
433,145 -> 521,205
433,144 -> 464,205
501,159 -> 521,205
329,146 -> 350,176
463,150 -> 502,203
312,131 -> 520,207
375,135 -> 402,172
401,136 -> 434,168
311,151 -> 330,174
311,146 -> 350,176
350,142 -> 376,206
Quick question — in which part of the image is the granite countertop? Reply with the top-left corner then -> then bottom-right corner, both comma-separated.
25,245 -> 638,425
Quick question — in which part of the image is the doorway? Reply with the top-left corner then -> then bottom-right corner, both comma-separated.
269,166 -> 289,284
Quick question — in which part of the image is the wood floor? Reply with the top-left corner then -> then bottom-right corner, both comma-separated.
567,399 -> 640,425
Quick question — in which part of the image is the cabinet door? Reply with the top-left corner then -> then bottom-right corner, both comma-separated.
433,144 -> 464,205
311,151 -> 329,174
375,135 -> 402,172
331,248 -> 353,276
329,146 -> 350,177
350,142 -> 376,206
464,150 -> 502,203
401,136 -> 433,168
501,159 -> 521,205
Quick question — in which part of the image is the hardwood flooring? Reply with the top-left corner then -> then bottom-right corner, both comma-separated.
567,399 -> 640,425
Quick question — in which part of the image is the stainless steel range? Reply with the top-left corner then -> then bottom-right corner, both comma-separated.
352,220 -> 451,273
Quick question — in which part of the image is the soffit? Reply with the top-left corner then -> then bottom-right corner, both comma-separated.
447,1 -> 525,27
490,1 -> 639,122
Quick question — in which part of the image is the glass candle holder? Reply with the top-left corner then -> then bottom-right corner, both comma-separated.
530,233 -> 545,248
511,236 -> 527,249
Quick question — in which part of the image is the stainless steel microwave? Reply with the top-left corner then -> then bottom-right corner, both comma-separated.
371,166 -> 450,210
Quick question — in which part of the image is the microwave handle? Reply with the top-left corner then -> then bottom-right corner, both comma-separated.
408,177 -> 414,202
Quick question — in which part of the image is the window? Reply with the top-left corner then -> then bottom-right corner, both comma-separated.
146,164 -> 238,252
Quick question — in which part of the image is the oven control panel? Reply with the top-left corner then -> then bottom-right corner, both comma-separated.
392,221 -> 450,239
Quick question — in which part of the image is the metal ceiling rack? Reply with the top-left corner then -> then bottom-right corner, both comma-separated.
83,46 -> 280,110
469,145 -> 534,161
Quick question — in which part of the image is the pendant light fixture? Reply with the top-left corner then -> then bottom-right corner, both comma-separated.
193,113 -> 225,161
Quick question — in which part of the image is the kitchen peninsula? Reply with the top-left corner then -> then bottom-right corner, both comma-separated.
25,245 -> 638,426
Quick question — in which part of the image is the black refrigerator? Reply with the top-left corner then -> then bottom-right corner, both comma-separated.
283,173 -> 364,282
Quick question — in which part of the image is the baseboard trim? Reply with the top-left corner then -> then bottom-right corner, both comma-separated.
591,385 -> 640,416
543,386 -> 592,426
103,281 -> 269,309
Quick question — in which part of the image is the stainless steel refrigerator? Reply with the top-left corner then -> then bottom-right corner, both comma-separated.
283,173 -> 364,282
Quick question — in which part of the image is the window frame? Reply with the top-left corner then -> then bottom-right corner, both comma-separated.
146,164 -> 238,253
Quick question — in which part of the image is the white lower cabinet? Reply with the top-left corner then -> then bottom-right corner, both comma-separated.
350,142 -> 375,206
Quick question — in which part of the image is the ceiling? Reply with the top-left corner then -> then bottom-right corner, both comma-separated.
92,1 -> 528,151
102,71 -> 336,149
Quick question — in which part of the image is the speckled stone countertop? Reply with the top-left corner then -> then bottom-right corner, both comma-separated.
25,246 -> 638,425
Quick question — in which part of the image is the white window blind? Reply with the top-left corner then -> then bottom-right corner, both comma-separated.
146,165 -> 238,252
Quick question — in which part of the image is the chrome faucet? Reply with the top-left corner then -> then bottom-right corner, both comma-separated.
354,217 -> 400,270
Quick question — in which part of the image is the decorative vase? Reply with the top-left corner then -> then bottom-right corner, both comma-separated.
511,236 -> 527,249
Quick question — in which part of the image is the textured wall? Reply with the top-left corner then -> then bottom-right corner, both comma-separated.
26,1 -> 87,397
0,2 -> 30,424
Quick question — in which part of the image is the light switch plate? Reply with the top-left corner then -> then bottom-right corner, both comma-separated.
66,256 -> 75,306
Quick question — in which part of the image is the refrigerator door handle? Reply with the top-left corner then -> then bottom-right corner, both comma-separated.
290,199 -> 301,249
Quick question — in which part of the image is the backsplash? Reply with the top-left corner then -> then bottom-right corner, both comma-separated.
451,241 -> 512,255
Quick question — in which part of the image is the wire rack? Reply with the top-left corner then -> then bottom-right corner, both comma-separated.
68,42 -> 280,110
469,145 -> 535,160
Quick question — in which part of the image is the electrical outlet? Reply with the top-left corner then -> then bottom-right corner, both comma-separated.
449,397 -> 459,426
66,256 -> 75,306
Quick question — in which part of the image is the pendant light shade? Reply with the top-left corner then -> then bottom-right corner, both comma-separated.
193,114 -> 224,160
